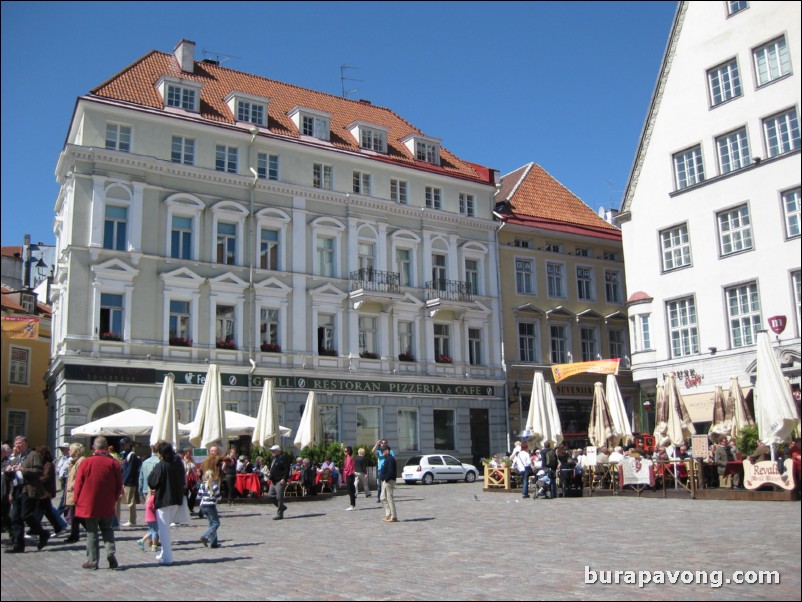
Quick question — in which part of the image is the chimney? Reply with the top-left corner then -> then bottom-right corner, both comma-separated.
174,39 -> 196,73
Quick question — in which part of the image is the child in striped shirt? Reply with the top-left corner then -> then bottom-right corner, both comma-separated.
198,470 -> 222,548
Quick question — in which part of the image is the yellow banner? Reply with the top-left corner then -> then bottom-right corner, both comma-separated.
1,316 -> 40,339
551,359 -> 620,383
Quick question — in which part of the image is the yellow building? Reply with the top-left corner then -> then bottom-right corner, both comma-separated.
1,283 -> 52,447
495,163 -> 641,446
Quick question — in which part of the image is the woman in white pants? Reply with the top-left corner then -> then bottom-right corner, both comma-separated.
146,441 -> 186,566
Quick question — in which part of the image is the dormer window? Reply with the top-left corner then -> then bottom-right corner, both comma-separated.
21,293 -> 36,314
347,121 -> 387,153
401,134 -> 441,166
225,92 -> 269,127
289,107 -> 331,141
156,77 -> 202,112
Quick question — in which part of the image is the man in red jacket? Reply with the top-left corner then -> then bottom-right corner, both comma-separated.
74,436 -> 123,570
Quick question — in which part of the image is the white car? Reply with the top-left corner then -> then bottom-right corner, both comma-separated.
402,454 -> 478,485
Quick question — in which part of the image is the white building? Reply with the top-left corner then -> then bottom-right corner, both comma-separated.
619,1 -> 801,424
48,39 -> 504,464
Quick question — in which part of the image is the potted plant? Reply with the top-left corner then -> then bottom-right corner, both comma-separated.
216,340 -> 237,350
260,343 -> 281,353
99,332 -> 121,342
360,351 -> 379,359
169,337 -> 192,347
398,352 -> 415,362
435,355 -> 452,364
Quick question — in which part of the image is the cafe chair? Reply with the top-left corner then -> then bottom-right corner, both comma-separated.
317,468 -> 334,494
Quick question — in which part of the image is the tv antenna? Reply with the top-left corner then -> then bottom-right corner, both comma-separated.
340,64 -> 363,98
202,48 -> 239,65
603,179 -> 623,210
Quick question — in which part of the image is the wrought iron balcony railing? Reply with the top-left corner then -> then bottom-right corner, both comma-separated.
349,269 -> 401,294
425,279 -> 473,303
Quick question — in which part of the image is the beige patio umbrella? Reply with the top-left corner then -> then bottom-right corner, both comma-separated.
189,363 -> 227,449
665,374 -> 696,447
728,376 -> 754,440
588,382 -> 615,447
526,371 -> 563,448
252,380 -> 292,447
652,383 -> 668,447
151,372 -> 180,449
605,374 -> 633,447
224,410 -> 292,438
708,384 -> 732,443
294,390 -> 322,450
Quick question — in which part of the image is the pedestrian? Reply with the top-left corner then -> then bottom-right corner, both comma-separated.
198,470 -> 222,548
372,438 -> 394,504
343,446 -> 356,511
378,444 -> 398,523
354,448 -> 371,498
147,441 -> 186,566
183,448 -> 200,514
34,446 -> 67,535
136,489 -> 159,553
512,442 -> 533,498
265,445 -> 289,520
119,437 -> 141,527
198,444 -> 224,519
6,436 -> 50,553
64,443 -> 86,543
55,444 -> 71,520
222,449 -> 238,506
73,436 -> 122,570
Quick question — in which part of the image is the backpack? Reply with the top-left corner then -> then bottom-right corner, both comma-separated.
545,450 -> 558,470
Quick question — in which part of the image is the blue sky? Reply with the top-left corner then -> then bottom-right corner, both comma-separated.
1,1 -> 677,247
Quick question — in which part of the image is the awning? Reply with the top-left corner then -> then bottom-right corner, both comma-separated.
681,388 -> 753,423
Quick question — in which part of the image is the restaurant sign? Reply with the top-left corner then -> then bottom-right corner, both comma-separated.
618,456 -> 656,487
743,458 -> 796,490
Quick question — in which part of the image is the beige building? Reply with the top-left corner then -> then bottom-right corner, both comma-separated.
495,163 -> 639,446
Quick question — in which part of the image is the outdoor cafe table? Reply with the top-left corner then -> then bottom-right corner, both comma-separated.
235,473 -> 262,497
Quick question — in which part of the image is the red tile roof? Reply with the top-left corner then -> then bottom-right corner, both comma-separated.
496,163 -> 621,240
1,284 -> 52,316
90,51 -> 493,184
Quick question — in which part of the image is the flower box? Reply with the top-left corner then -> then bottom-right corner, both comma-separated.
360,351 -> 380,359
169,337 -> 192,347
398,353 -> 416,362
435,355 -> 452,364
216,340 -> 238,350
319,348 -> 337,357
261,343 -> 281,353
99,332 -> 121,342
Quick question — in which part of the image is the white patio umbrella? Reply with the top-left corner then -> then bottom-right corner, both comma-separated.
588,382 -> 615,448
708,384 -> 732,443
754,331 -> 800,456
665,374 -> 696,447
252,380 -> 281,448
729,376 -> 754,441
652,383 -> 668,447
526,371 -> 563,448
71,408 -> 164,438
605,374 -> 633,446
150,373 -> 180,449
224,410 -> 292,438
294,391 -> 322,450
189,363 -> 226,449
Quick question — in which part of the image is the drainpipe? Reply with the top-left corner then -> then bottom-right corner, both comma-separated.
247,126 -> 259,415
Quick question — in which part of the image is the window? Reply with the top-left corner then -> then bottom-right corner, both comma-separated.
356,407 -> 381,449
100,293 -> 124,339
580,327 -> 598,362
416,141 -> 439,164
673,145 -> 705,190
516,259 -> 534,294
764,108 -> 800,158
105,123 -> 131,152
396,248 -> 412,287
358,242 -> 375,273
459,193 -> 475,217
9,346 -> 30,385
432,254 -> 447,290
360,128 -> 386,152
575,247 -> 590,257
660,224 -> 692,271
171,136 -> 195,165
793,271 -> 801,336
514,239 -> 531,249
260,308 -> 279,348
545,242 -> 563,254
103,205 -> 127,251
171,216 -> 192,260
546,262 -> 565,298
166,83 -> 197,111
359,316 -> 378,356
468,328 -> 482,365
260,229 -> 279,270
434,323 -> 451,360
169,300 -> 191,341
465,259 -> 479,295
398,321 -> 414,358
433,409 -> 455,450
640,315 -> 652,351
605,270 -> 623,304
390,179 -> 408,204
302,115 -> 329,140
397,408 -> 419,452
753,36 -> 791,86
6,410 -> 26,441
727,1 -> 748,15
318,314 -> 335,354
718,205 -> 753,255
425,187 -> 442,210
726,282 -> 761,347
257,153 -> 279,180
576,266 -> 594,301
667,297 -> 699,357
519,322 -> 538,362
708,59 -> 742,106
320,405 -> 340,445
783,187 -> 801,238
313,163 -> 333,190
216,222 -> 237,265
20,294 -> 35,314
353,171 -> 371,195
717,127 -> 750,173
236,100 -> 265,126
603,251 -> 620,262
215,145 -> 238,173
316,236 -> 335,277
216,305 -> 236,345
609,329 -> 626,359
550,324 -> 569,364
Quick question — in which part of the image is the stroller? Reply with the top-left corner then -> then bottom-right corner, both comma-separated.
534,470 -> 552,499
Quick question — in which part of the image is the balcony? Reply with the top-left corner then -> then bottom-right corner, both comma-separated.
349,269 -> 402,308
425,279 -> 475,316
